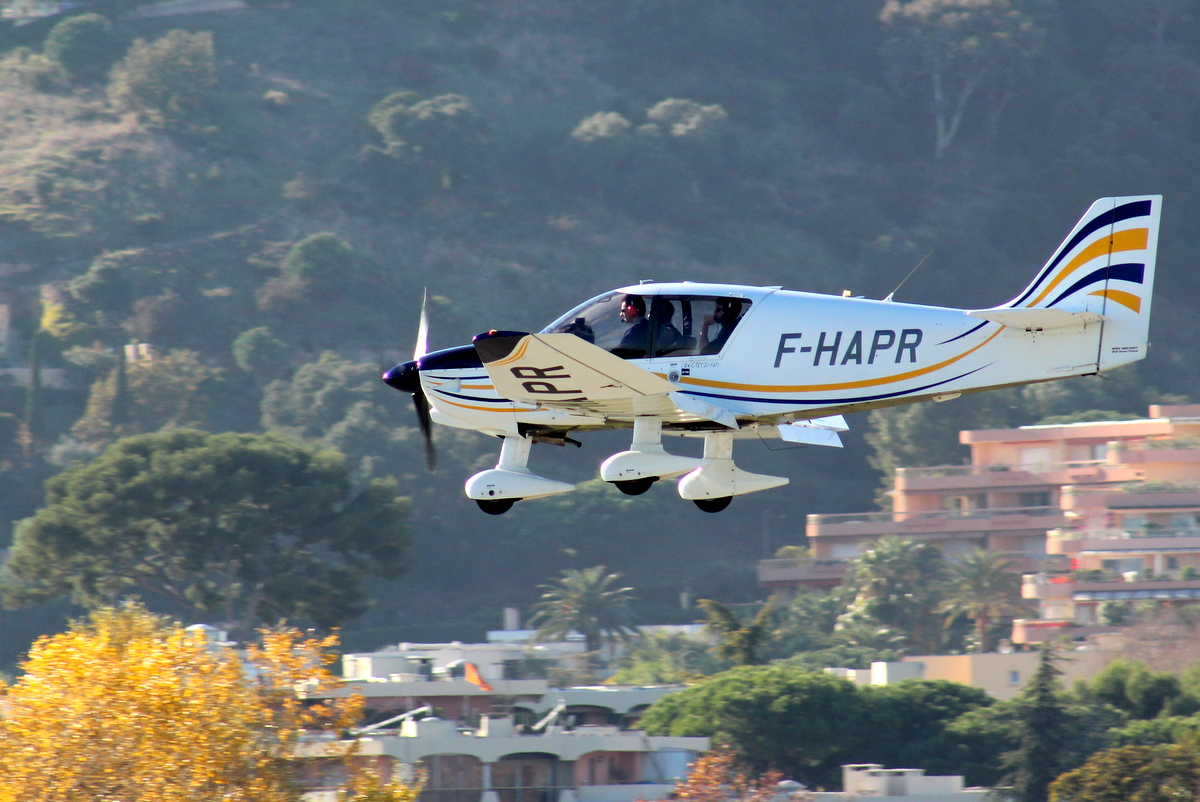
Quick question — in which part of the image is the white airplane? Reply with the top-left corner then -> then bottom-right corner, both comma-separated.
385,195 -> 1161,515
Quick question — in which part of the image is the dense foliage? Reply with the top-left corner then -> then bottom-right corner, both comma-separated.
638,665 -> 993,789
0,604 -> 367,801
0,0 -> 1199,663
1,430 -> 411,637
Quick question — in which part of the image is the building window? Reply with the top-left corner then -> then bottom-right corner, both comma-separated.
1019,448 -> 1051,470
1009,671 -> 1020,684
1020,491 -> 1052,508
1168,557 -> 1180,571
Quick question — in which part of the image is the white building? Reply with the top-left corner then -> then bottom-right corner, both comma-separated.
1,1 -> 76,21
804,765 -> 986,801
296,715 -> 708,802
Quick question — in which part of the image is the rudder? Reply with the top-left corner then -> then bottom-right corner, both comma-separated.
1004,195 -> 1160,371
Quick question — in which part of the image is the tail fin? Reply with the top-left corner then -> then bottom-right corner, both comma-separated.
1004,195 -> 1161,370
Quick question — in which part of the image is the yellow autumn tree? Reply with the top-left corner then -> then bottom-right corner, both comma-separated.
0,603 -> 367,802
671,746 -> 792,802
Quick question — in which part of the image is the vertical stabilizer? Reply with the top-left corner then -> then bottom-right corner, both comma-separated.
1003,195 -> 1160,371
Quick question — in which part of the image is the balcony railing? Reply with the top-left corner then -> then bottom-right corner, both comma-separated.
896,460 -> 1106,480
1051,527 -> 1200,541
809,506 -> 1062,526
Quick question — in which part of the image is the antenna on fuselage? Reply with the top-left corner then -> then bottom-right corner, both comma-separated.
882,248 -> 934,303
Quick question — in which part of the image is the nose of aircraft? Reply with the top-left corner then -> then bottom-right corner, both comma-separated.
383,360 -> 421,393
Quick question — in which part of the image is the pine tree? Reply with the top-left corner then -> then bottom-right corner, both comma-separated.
1006,643 -> 1071,802
21,330 -> 42,443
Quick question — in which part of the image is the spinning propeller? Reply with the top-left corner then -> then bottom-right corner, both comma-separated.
383,290 -> 436,471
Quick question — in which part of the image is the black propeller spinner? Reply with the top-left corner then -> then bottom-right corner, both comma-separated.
382,293 -> 436,471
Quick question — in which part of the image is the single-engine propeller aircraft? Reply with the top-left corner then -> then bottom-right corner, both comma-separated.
384,195 -> 1162,515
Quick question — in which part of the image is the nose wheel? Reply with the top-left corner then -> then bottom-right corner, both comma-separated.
614,477 -> 658,496
477,498 -> 517,515
693,496 -> 732,513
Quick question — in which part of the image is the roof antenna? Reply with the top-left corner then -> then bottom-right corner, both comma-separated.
883,249 -> 934,303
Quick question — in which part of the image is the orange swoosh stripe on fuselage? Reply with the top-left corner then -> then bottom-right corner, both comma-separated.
676,327 -> 1004,394
1088,288 -> 1142,313
436,395 -> 524,413
1026,228 -> 1148,307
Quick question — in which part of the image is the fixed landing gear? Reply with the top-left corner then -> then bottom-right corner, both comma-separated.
601,417 -> 703,493
465,435 -> 575,514
693,496 -> 732,513
615,477 -> 658,496
677,431 -> 788,509
477,498 -> 517,515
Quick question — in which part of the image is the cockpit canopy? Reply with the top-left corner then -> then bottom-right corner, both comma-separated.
542,291 -> 751,359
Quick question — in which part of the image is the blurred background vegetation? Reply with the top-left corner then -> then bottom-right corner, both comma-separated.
0,0 -> 1198,669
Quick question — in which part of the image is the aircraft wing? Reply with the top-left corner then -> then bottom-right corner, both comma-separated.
475,332 -> 677,407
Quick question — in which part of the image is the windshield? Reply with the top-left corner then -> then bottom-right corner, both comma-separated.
543,292 -> 751,359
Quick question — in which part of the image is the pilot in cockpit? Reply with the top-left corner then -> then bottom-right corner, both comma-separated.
615,294 -> 650,356
699,298 -> 743,354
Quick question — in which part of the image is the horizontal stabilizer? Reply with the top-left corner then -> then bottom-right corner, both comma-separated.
966,307 -> 1104,331
778,421 -> 843,448
802,414 -> 849,431
475,332 -> 676,404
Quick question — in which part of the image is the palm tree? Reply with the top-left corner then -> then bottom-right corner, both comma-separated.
846,536 -> 946,653
939,549 -> 1023,652
528,566 -> 637,656
697,598 -> 775,666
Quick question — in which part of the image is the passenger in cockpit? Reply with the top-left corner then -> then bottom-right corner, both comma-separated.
654,299 -> 683,354
699,298 -> 742,354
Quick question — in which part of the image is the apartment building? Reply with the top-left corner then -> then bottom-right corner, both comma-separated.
296,715 -> 707,802
760,405 -> 1200,608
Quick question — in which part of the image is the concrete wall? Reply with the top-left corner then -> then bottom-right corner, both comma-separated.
904,650 -> 1119,700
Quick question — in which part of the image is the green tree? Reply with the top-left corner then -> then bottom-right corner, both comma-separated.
638,665 -> 866,787
261,352 -> 384,439
859,679 -> 995,779
232,327 -> 288,380
842,536 -> 947,653
607,631 -> 727,684
778,644 -> 903,672
698,598 -> 775,666
1085,659 -> 1191,720
108,30 -> 216,132
939,549 -> 1023,652
42,13 -> 119,83
68,256 -> 134,316
528,566 -> 637,656
369,92 -> 487,189
71,349 -> 219,445
1,430 -> 410,637
639,666 -> 992,790
22,330 -> 44,446
879,0 -> 1046,158
766,590 -> 846,659
281,232 -> 356,297
1005,644 -> 1072,802
1049,742 -> 1200,802
1106,716 -> 1200,748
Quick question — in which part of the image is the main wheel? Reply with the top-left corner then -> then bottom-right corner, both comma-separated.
693,496 -> 732,513
477,498 -> 517,515
614,477 -> 658,496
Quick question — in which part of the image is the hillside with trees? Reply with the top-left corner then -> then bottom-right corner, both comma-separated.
2,0 -> 1200,664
